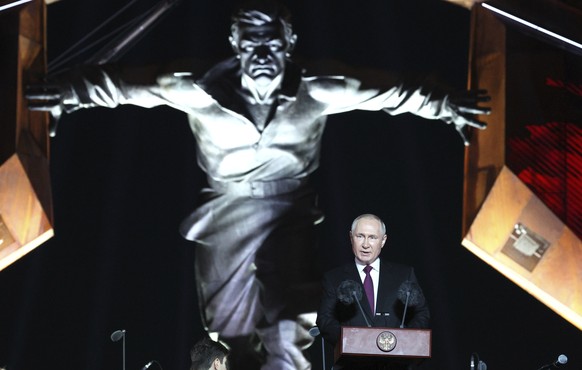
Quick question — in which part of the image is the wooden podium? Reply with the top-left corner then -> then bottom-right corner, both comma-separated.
335,326 -> 431,368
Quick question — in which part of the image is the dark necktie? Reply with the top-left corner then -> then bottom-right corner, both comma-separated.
363,265 -> 374,312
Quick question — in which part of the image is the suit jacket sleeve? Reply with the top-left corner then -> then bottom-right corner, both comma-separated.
406,268 -> 430,329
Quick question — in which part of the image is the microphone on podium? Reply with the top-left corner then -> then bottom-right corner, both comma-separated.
337,280 -> 371,327
397,280 -> 424,328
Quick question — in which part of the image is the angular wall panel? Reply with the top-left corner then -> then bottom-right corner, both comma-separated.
463,166 -> 582,330
0,0 -> 53,271
463,2 -> 582,331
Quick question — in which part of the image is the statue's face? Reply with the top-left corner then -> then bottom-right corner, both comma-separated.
234,24 -> 289,86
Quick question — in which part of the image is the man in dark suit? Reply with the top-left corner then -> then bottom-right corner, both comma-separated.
316,213 -> 430,348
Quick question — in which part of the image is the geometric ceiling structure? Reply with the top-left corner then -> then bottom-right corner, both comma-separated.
462,0 -> 582,331
0,0 -> 53,271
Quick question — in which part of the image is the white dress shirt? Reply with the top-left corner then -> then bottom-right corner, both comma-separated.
355,258 -> 380,313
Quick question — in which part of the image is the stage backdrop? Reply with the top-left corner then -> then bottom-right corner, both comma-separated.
0,1 -> 580,370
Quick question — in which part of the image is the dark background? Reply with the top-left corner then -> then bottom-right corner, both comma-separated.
1,0 -> 581,370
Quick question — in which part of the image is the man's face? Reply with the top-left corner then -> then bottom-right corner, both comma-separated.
233,24 -> 289,85
350,217 -> 387,265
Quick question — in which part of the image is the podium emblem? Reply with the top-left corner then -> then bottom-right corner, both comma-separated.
376,331 -> 397,352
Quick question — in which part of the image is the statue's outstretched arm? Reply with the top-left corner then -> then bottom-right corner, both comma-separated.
25,63 -> 187,136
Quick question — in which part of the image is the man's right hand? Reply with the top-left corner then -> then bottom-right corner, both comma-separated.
443,89 -> 491,146
26,84 -> 64,137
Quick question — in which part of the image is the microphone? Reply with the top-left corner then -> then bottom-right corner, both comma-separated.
308,326 -> 320,337
397,281 -> 424,307
397,279 -> 424,328
110,329 -> 125,342
337,280 -> 371,327
337,280 -> 362,305
538,355 -> 568,370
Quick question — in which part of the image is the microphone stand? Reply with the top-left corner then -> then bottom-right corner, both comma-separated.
352,291 -> 371,327
400,290 -> 410,328
111,330 -> 126,370
308,327 -> 325,370
122,333 -> 126,370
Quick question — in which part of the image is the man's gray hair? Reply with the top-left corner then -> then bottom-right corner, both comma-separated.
230,0 -> 295,46
351,214 -> 387,235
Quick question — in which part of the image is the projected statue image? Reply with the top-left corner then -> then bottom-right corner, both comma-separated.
27,1 -> 490,369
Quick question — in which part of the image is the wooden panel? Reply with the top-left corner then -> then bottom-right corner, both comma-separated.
463,5 -> 507,235
0,154 -> 53,271
0,5 -> 19,163
462,166 -> 582,330
0,0 -> 53,271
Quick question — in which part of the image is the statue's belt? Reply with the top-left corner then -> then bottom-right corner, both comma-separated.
207,177 -> 308,198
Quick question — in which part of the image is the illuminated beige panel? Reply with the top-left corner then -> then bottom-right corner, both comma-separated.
0,154 -> 53,271
462,166 -> 582,330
